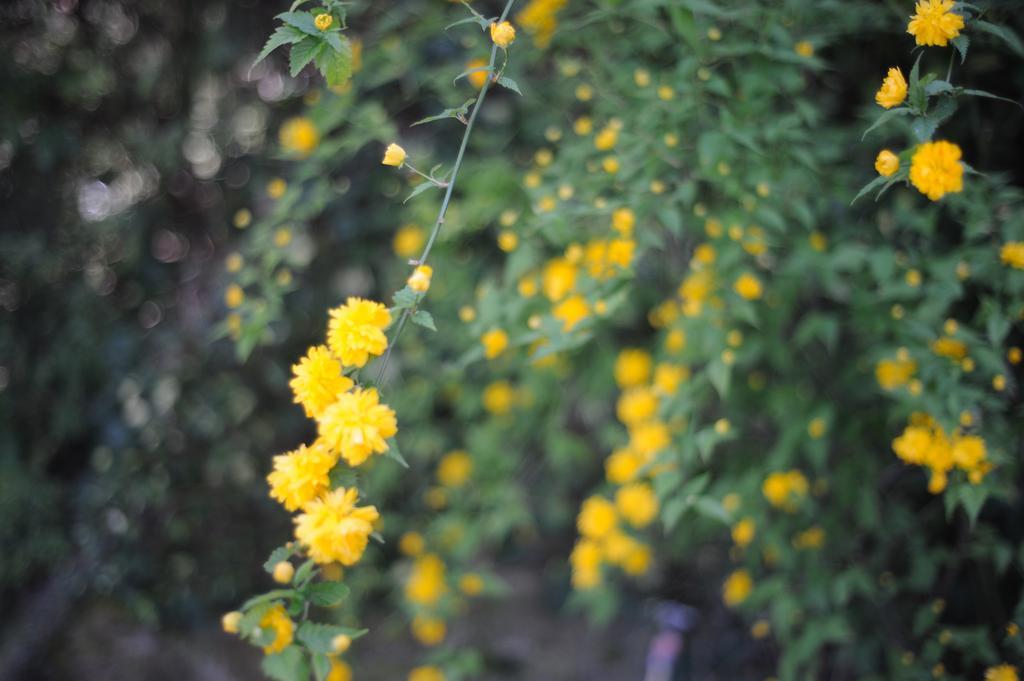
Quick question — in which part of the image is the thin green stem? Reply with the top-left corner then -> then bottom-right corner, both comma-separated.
945,50 -> 955,83
376,0 -> 517,386
404,162 -> 446,188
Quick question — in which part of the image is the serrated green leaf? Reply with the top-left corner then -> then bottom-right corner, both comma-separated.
496,75 -> 523,96
952,34 -> 969,63
264,545 -> 295,573
850,175 -> 889,204
262,646 -> 309,681
293,559 -> 315,586
315,37 -> 353,86
411,310 -> 437,331
312,654 -> 331,681
306,581 -> 350,608
290,37 -> 325,77
276,10 -> 321,36
393,287 -> 419,310
253,26 -> 307,71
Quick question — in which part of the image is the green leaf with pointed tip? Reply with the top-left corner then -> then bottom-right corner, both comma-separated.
960,88 -> 1023,109
276,11 -> 321,36
861,107 -> 912,140
952,34 -> 969,62
404,181 -> 439,204
253,25 -> 307,71
393,287 -> 419,309
496,75 -> 523,95
314,37 -> 352,86
411,310 -> 437,331
974,20 -> 1024,57
850,174 -> 889,204
264,545 -> 297,573
290,37 -> 325,77
412,99 -> 476,127
385,437 -> 409,468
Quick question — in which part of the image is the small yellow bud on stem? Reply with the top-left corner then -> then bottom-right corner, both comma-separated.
272,560 -> 295,584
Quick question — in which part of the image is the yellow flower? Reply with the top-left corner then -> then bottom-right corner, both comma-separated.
516,0 -> 567,48
654,363 -> 688,394
657,85 -> 675,101
615,348 -> 652,388
279,116 -> 320,158
594,126 -> 618,151
490,21 -> 516,47
407,264 -> 433,293
733,272 -> 763,300
617,387 -> 659,426
411,616 -> 446,646
615,483 -> 659,528
225,283 -> 244,309
314,13 -> 334,31
258,603 -> 295,654
542,257 -> 578,301
234,208 -> 252,228
907,0 -> 964,47
460,573 -> 485,595
732,518 -> 756,547
762,470 -> 809,510
602,156 -> 620,174
482,380 -> 514,415
267,177 -> 287,199
875,68 -> 907,109
634,68 -> 651,87
808,417 -> 827,439
612,207 -> 635,236
437,450 -> 473,487
570,539 -> 603,589
723,569 -> 753,606
317,387 -> 397,466
1001,242 -> 1024,269
267,442 -> 336,512
985,665 -> 1019,681
326,658 -> 352,681
290,345 -> 353,419
394,224 -> 425,258
481,328 -> 509,359
578,495 -> 617,539
274,227 -> 292,247
751,620 -> 771,639
497,230 -> 519,252
793,526 -> 825,550
225,252 -> 243,273
573,116 -> 593,135
553,294 -> 590,331
932,336 -> 967,360
794,40 -> 814,57
399,531 -> 425,556
466,58 -> 490,89
409,666 -> 446,681
382,143 -> 407,166
221,611 -> 242,634
405,553 -> 448,605
875,149 -> 900,177
576,83 -> 593,101
630,420 -> 671,455
294,488 -> 380,565
327,297 -> 391,368
605,448 -> 643,484
909,140 -> 963,200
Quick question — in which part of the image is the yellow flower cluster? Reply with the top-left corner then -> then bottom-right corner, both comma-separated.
875,350 -> 918,391
892,413 -> 991,492
907,0 -> 964,47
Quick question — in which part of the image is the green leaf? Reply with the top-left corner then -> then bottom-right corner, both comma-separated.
454,65 -> 492,86
446,15 -> 491,30
392,287 -> 419,310
908,53 -> 926,113
412,99 -> 476,127
850,175 -> 889,204
312,654 -> 331,681
264,545 -> 295,573
411,310 -> 437,331
290,37 -> 325,77
276,11 -> 321,36
861,107 -> 912,140
911,116 -> 939,142
925,80 -> 954,96
693,496 -> 731,525
385,437 -> 409,468
306,581 -> 350,608
297,621 -> 369,654
328,463 -> 359,490
974,20 -> 1024,57
262,646 -> 309,681
293,559 -> 316,585
496,76 -> 523,96
960,88 -> 1023,110
404,181 -> 439,204
240,589 -> 298,613
314,37 -> 353,86
253,25 -> 307,71
706,360 -> 731,398
952,34 -> 969,63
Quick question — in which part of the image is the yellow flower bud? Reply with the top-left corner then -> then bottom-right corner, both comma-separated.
332,634 -> 352,653
490,21 -> 516,48
273,561 -> 295,584
407,265 -> 433,293
875,149 -> 900,177
382,143 -> 407,167
221,611 -> 242,634
315,13 -> 333,31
